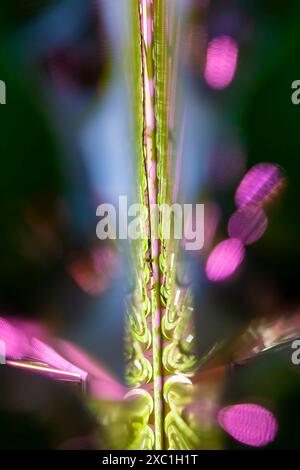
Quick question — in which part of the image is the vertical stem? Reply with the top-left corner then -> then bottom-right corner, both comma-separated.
139,0 -> 164,450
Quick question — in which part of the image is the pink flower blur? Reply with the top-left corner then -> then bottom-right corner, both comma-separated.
228,206 -> 268,245
204,35 -> 238,89
0,316 -> 86,380
205,238 -> 245,281
218,403 -> 278,447
235,163 -> 284,208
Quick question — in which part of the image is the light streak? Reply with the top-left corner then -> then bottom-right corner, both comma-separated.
6,360 -> 83,382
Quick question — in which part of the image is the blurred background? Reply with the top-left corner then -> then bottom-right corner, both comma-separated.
0,0 -> 299,449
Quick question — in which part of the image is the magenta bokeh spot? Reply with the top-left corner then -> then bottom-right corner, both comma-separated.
228,206 -> 268,245
204,35 -> 238,90
206,238 -> 245,281
235,163 -> 284,208
218,403 -> 278,447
